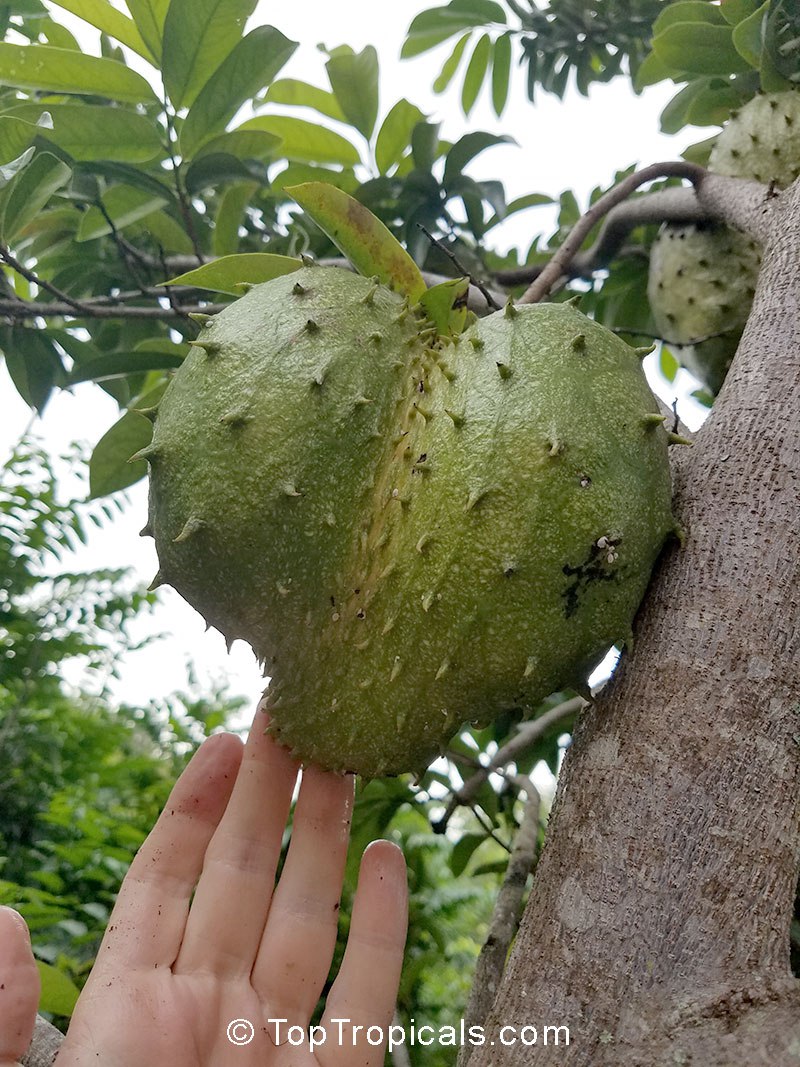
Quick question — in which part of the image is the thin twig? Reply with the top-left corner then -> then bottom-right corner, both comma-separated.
416,223 -> 502,310
521,162 -> 706,303
0,298 -> 226,320
492,187 -> 706,288
93,198 -> 153,295
0,244 -> 87,314
457,778 -> 542,1067
434,697 -> 585,834
164,103 -> 204,265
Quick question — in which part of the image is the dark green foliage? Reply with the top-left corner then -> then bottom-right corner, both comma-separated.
404,0 -> 669,113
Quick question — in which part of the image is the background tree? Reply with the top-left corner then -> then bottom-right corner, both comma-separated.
1,1 -> 798,1065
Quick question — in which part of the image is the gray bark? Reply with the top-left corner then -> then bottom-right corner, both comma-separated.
469,180 -> 800,1064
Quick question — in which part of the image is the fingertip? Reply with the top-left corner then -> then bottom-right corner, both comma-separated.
360,840 -> 408,910
0,907 -> 40,1063
0,906 -> 30,936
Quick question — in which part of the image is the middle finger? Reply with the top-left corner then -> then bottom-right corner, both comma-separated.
173,702 -> 299,977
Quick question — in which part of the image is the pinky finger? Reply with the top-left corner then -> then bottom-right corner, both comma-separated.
318,841 -> 408,1067
0,908 -> 40,1067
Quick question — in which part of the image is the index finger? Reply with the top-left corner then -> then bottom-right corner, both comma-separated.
91,732 -> 244,972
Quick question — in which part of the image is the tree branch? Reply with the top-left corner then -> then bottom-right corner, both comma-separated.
520,162 -> 706,303
21,1014 -> 63,1066
0,298 -> 227,321
434,696 -> 585,834
492,187 -> 707,287
0,245 -> 87,314
457,778 -> 542,1067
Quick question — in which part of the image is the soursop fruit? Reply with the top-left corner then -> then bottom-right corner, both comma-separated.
648,91 -> 800,394
143,265 -> 674,777
647,224 -> 760,395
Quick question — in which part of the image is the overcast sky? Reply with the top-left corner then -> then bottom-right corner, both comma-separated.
3,1 -> 709,714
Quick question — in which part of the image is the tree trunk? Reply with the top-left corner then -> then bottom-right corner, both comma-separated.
470,181 -> 800,1065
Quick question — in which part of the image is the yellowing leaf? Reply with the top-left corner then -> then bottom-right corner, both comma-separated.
286,182 -> 426,300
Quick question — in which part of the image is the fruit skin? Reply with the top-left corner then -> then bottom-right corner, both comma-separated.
647,224 -> 760,395
146,267 -> 674,777
648,91 -> 800,393
709,91 -> 800,186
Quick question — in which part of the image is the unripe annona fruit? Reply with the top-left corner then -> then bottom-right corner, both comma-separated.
144,266 -> 674,776
646,224 -> 761,395
648,91 -> 800,393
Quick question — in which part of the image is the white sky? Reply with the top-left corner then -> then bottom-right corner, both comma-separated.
3,1 -> 711,716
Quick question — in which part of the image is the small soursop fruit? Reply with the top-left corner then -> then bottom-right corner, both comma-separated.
648,91 -> 800,393
647,224 -> 761,395
709,91 -> 800,186
145,267 -> 674,776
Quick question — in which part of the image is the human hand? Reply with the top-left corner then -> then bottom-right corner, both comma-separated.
0,907 -> 39,1067
11,703 -> 408,1066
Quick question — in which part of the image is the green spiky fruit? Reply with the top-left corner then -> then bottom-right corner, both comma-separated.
648,91 -> 800,393
709,91 -> 800,186
145,266 -> 674,776
647,224 -> 761,395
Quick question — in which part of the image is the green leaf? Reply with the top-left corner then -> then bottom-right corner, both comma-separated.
179,26 -> 298,158
491,32 -> 511,116
47,0 -> 150,60
77,160 -> 173,203
686,80 -> 755,126
682,134 -> 719,165
443,131 -> 515,189
732,1 -> 769,67
325,46 -> 379,140
237,115 -> 360,166
449,832 -> 486,877
183,152 -> 258,194
164,253 -> 302,294
213,180 -> 257,256
433,32 -> 471,93
263,78 -> 345,122
3,327 -> 65,412
0,116 -> 38,165
0,43 -> 157,103
375,99 -> 426,174
8,104 -> 162,162
269,163 -> 358,196
77,185 -> 168,242
634,49 -> 677,90
659,346 -> 679,383
125,0 -> 169,62
162,0 -> 258,110
194,130 -> 280,162
67,347 -> 185,385
89,409 -> 153,497
659,79 -> 710,134
40,18 -> 81,50
286,182 -> 427,300
133,208 -> 194,254
484,190 -> 552,231
411,121 -> 441,171
720,0 -> 763,24
652,1 -> 726,35
652,23 -> 754,75
401,28 -> 461,60
406,0 -> 506,41
418,276 -> 469,336
0,151 -> 71,240
461,33 -> 492,115
36,961 -> 79,1017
